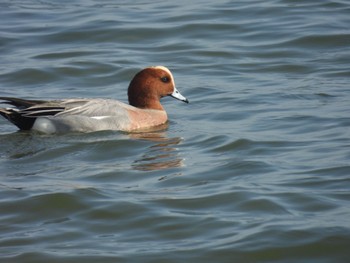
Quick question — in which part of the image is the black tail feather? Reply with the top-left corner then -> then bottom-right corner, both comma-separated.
0,97 -> 69,130
0,108 -> 36,130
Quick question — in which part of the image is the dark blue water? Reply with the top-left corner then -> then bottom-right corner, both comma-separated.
1,0 -> 350,262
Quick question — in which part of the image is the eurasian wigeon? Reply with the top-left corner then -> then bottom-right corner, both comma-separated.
0,66 -> 189,134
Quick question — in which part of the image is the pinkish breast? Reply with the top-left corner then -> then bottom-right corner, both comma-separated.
127,109 -> 168,131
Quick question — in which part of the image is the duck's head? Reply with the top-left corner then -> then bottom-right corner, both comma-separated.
128,66 -> 188,110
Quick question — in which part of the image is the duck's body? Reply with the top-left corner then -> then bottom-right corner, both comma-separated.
0,66 -> 188,133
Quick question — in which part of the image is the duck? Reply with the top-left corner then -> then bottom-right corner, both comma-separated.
0,66 -> 188,134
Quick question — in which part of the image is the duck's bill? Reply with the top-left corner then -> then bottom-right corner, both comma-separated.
171,87 -> 189,103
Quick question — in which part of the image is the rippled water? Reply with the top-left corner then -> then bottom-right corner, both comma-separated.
1,0 -> 350,262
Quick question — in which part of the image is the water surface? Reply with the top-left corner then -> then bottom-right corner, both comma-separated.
1,0 -> 350,262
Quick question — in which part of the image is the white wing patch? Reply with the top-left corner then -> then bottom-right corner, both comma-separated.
91,116 -> 109,120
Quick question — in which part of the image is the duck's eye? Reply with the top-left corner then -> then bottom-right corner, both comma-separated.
161,76 -> 170,83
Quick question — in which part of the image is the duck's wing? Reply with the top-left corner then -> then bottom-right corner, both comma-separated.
0,97 -> 131,130
56,99 -> 131,118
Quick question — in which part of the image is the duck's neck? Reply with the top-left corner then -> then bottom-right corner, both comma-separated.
129,96 -> 164,111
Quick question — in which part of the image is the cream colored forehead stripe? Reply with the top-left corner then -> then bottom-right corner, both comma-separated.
153,65 -> 171,75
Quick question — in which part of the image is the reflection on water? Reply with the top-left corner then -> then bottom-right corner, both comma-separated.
0,124 -> 185,173
130,130 -> 184,171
